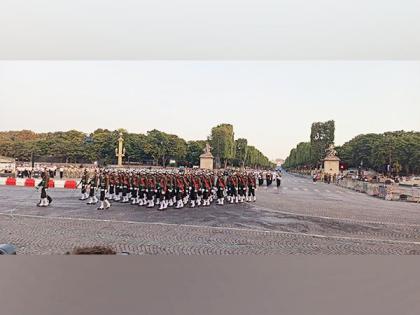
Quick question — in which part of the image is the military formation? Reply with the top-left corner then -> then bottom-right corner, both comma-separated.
77,168 -> 262,211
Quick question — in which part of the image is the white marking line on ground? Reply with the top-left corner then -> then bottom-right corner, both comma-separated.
1,212 -> 420,247
314,189 -> 319,192
303,188 -> 308,191
254,204 -> 420,228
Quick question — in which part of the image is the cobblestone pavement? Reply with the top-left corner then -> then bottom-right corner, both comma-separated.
0,173 -> 419,255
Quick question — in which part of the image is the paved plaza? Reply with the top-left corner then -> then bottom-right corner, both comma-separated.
1,173 -> 420,254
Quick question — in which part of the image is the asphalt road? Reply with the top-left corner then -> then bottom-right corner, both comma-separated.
1,172 -> 419,254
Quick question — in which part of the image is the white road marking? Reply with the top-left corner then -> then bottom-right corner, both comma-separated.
2,212 -> 420,246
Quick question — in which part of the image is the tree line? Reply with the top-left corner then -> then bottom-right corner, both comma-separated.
282,121 -> 420,175
0,124 -> 275,169
283,120 -> 335,170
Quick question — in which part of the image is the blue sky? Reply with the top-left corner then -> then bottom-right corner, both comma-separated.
1,61 -> 419,159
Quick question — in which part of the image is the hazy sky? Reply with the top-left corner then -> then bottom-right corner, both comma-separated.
0,61 -> 419,159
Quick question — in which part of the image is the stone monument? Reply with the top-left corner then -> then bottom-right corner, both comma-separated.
323,144 -> 340,175
115,132 -> 126,167
200,143 -> 214,170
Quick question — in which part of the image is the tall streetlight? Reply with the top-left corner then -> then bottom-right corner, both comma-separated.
115,132 -> 126,167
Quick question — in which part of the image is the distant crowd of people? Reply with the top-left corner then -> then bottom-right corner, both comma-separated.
15,165 -> 93,180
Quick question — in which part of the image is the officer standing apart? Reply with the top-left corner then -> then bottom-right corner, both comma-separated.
36,169 -> 52,207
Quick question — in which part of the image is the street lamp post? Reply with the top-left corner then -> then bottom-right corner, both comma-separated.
115,132 -> 126,167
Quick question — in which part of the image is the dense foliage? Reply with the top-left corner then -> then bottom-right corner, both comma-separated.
0,125 -> 275,169
337,131 -> 420,175
283,122 -> 420,175
310,120 -> 335,166
209,124 -> 236,168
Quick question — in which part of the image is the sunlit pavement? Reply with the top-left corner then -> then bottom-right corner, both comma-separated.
1,173 -> 420,254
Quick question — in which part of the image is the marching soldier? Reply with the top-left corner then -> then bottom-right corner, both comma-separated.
76,167 -> 261,210
97,171 -> 111,210
276,172 -> 282,188
216,172 -> 226,205
37,169 -> 51,207
78,169 -> 89,201
87,170 -> 99,205
247,173 -> 257,202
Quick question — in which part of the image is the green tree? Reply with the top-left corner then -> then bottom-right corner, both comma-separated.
234,138 -> 248,168
310,120 -> 335,166
210,124 -> 235,168
186,141 -> 207,166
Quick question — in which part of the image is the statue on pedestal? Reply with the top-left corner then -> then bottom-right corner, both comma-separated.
200,143 -> 214,170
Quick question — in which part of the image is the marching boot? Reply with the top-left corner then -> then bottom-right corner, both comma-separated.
190,200 -> 196,208
253,196 -> 257,202
158,202 -> 165,211
43,198 -> 50,207
169,200 -> 174,207
220,198 -> 224,205
235,196 -> 239,204
105,199 -> 111,209
87,197 -> 94,205
93,196 -> 98,204
97,201 -> 105,210
197,199 -> 202,207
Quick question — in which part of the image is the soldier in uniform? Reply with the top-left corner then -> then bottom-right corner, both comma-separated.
78,169 -> 89,200
247,172 -> 257,202
146,175 -> 156,208
216,172 -> 226,205
158,175 -> 168,211
37,169 -> 51,207
97,171 -> 111,210
201,174 -> 211,206
108,172 -> 116,200
189,174 -> 200,208
175,175 -> 185,209
276,171 -> 282,188
138,173 -> 147,206
258,172 -> 264,186
87,170 -> 99,205
130,172 -> 139,205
